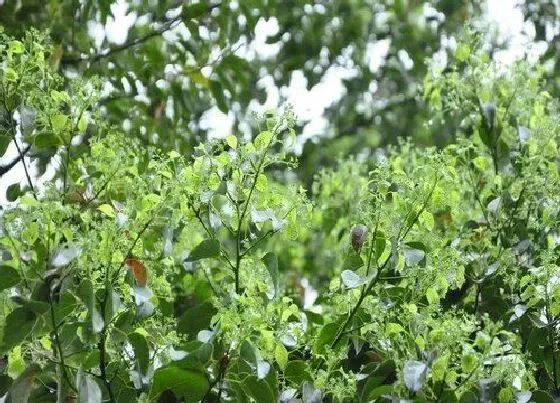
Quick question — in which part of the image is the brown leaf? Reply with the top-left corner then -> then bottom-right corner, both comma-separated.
125,258 -> 147,287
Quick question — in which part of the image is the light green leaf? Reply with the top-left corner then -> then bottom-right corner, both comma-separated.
254,131 -> 273,150
226,135 -> 238,149
51,113 -> 68,132
274,343 -> 288,370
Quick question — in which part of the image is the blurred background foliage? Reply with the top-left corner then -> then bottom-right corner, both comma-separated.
0,0 -> 558,183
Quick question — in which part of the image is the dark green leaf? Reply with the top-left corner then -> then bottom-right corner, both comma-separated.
182,3 -> 208,20
186,239 -> 220,261
177,301 -> 217,338
150,366 -> 209,402
210,80 -> 228,113
6,183 -> 20,202
128,332 -> 150,375
284,360 -> 312,385
0,265 -> 20,290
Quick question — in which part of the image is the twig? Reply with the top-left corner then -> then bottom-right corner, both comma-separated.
0,144 -> 31,176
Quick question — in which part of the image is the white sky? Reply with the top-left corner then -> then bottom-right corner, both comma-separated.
0,0 -> 541,204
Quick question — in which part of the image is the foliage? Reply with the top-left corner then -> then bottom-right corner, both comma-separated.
2,18 -> 560,403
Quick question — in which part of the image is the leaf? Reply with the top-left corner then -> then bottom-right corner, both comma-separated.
243,375 -> 276,403
426,287 -> 440,305
313,322 -> 340,355
210,80 -> 228,113
0,265 -> 21,291
6,183 -> 20,202
274,343 -> 288,370
177,301 -> 217,338
302,381 -> 323,403
51,113 -> 68,132
5,364 -> 40,403
129,332 -> 150,375
97,203 -> 115,217
125,258 -> 147,287
262,252 -> 279,297
420,210 -> 434,231
150,366 -> 209,401
185,239 -> 220,261
403,360 -> 427,392
530,390 -> 555,403
403,243 -> 425,267
256,360 -> 270,380
342,255 -> 364,271
227,135 -> 238,149
77,115 -> 88,132
284,360 -> 312,385
0,133 -> 10,157
77,367 -> 102,403
341,270 -> 371,289
9,40 -> 24,54
51,245 -> 81,267
254,130 -> 273,150
182,3 -> 208,19
487,197 -> 501,215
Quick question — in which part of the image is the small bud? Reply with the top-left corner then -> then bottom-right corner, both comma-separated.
351,224 -> 368,254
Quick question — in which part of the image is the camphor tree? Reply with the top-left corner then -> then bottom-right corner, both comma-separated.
2,7 -> 560,403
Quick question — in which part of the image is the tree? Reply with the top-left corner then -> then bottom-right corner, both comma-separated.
2,3 -> 560,403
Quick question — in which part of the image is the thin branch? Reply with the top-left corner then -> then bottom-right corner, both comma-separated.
61,3 -> 222,65
0,143 -> 31,177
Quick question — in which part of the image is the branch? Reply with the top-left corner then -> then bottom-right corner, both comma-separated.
0,143 -> 31,177
61,3 -> 222,65
62,17 -> 181,65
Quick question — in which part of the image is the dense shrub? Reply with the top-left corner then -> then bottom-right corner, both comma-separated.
1,31 -> 560,402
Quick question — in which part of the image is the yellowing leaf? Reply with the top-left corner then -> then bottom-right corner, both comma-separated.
97,204 -> 115,218
226,135 -> 238,149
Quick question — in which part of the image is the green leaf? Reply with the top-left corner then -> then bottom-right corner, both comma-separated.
254,131 -> 273,150
210,80 -> 228,113
530,390 -> 555,403
177,301 -> 217,338
0,374 -> 12,397
128,332 -> 150,375
51,113 -> 68,132
313,322 -> 340,355
5,364 -> 40,403
342,255 -> 364,271
3,67 -> 18,82
226,135 -> 238,149
182,3 -> 208,19
77,367 -> 102,403
243,376 -> 276,403
420,210 -> 434,231
426,287 -> 440,305
262,252 -> 278,297
0,134 -> 10,157
9,40 -> 24,54
274,343 -> 288,370
97,203 -> 115,217
284,360 -> 312,385
78,115 -> 88,132
150,366 -> 209,402
0,265 -> 21,291
186,239 -> 220,261
6,183 -> 21,202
